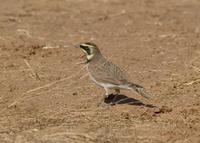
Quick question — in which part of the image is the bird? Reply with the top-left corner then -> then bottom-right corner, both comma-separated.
75,42 -> 153,105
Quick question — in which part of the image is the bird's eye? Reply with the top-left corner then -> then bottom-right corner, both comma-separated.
80,45 -> 91,55
85,47 -> 90,52
84,47 -> 91,54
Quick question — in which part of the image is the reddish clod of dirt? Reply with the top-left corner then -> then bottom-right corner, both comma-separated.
0,0 -> 200,143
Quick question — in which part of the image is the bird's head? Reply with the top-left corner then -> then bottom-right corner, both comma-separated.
75,42 -> 101,61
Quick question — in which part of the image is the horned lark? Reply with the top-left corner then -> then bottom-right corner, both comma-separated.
75,42 -> 152,105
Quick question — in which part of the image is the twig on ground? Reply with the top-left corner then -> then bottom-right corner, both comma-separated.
24,59 -> 40,80
183,78 -> 200,86
0,69 -> 31,73
16,73 -> 89,104
17,29 -> 31,38
6,66 -> 87,108
43,132 -> 95,142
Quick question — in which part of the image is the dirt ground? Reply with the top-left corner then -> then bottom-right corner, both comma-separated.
0,0 -> 200,142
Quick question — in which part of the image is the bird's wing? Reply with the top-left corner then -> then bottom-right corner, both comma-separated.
90,60 -> 129,85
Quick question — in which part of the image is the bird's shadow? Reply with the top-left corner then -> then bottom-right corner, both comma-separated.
104,94 -> 156,108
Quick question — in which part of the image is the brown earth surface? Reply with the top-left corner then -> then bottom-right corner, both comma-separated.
0,0 -> 200,142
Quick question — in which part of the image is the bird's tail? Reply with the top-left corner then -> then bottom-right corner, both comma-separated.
129,83 -> 153,99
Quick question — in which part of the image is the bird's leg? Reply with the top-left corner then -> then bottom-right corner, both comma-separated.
111,89 -> 120,104
98,87 -> 110,107
103,87 -> 110,101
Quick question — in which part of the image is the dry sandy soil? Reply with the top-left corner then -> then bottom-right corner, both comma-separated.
0,0 -> 200,142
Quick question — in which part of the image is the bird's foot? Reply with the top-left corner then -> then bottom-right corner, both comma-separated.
97,94 -> 117,107
97,95 -> 111,107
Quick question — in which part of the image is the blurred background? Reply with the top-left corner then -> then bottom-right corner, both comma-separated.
0,0 -> 200,142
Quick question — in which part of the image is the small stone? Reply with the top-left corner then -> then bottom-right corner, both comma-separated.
121,112 -> 130,119
72,92 -> 78,96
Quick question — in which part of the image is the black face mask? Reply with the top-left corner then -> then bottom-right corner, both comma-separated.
80,45 -> 91,55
